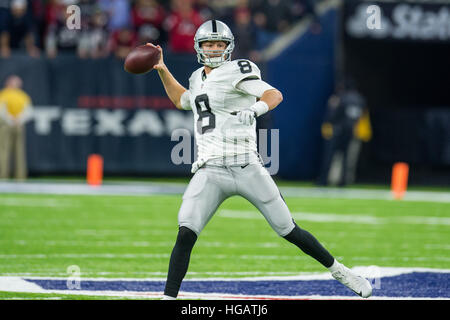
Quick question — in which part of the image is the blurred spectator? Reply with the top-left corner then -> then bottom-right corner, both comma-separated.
347,105 -> 372,184
0,0 -> 10,57
78,0 -> 98,29
0,0 -> 321,59
132,0 -> 165,30
30,0 -> 46,49
163,0 -> 203,53
109,26 -> 137,60
0,0 -> 40,58
232,6 -> 259,61
45,2 -> 81,58
131,0 -> 165,45
44,0 -> 62,27
252,0 -> 291,33
317,81 -> 367,186
78,9 -> 110,59
136,24 -> 161,46
98,0 -> 131,31
194,0 -> 215,22
204,0 -> 236,22
0,75 -> 33,180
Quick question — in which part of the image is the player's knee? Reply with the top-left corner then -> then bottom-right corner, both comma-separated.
268,210 -> 296,237
176,226 -> 198,249
260,197 -> 295,236
275,221 -> 296,237
283,222 -> 300,241
258,188 -> 281,204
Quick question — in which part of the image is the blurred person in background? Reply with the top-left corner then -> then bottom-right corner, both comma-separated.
317,80 -> 367,186
78,0 -> 98,30
44,0 -> 63,27
251,0 -> 292,49
163,0 -> 204,53
232,5 -> 260,61
109,26 -> 137,60
29,0 -> 46,49
98,0 -> 131,32
194,0 -> 215,22
0,0 -> 10,57
78,8 -> 110,59
77,0 -> 96,18
136,23 -> 161,47
347,105 -> 372,185
45,1 -> 81,58
0,0 -> 40,58
131,0 -> 165,45
252,0 -> 292,33
0,75 -> 33,180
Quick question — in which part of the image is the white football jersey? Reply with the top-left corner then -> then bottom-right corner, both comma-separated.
184,59 -> 263,165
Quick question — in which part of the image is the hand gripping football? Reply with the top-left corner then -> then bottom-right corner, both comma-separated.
124,44 -> 160,75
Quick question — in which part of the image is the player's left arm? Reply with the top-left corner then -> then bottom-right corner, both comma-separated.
259,88 -> 283,111
231,60 -> 284,124
234,77 -> 283,125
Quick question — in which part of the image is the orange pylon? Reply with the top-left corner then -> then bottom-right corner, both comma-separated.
391,162 -> 409,200
87,154 -> 103,186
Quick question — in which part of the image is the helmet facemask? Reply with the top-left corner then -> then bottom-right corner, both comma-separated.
195,41 -> 234,68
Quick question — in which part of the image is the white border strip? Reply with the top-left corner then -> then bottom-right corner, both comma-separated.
1,266 -> 449,300
1,181 -> 449,202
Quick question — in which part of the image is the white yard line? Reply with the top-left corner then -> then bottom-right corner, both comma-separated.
0,277 -> 47,293
0,239 -> 282,249
0,253 -> 170,259
1,181 -> 449,203
280,186 -> 450,203
0,181 -> 186,196
218,209 -> 450,226
0,253 -> 309,261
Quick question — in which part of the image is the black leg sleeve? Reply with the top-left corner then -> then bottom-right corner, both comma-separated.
164,226 -> 198,298
283,222 -> 335,268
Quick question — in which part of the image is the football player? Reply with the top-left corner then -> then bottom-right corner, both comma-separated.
150,20 -> 372,299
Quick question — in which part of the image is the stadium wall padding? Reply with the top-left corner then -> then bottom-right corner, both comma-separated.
0,53 -> 198,175
266,9 -> 338,179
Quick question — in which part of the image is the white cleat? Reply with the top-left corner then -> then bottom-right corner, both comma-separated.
331,263 -> 373,298
161,295 -> 176,300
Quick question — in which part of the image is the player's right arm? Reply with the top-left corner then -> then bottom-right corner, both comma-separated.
150,44 -> 190,110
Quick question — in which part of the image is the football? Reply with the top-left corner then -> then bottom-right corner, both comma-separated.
124,44 -> 160,74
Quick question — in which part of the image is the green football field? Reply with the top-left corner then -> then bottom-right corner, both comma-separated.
0,190 -> 449,299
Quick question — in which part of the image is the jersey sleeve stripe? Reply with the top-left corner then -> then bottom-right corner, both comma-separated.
239,77 -> 260,82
